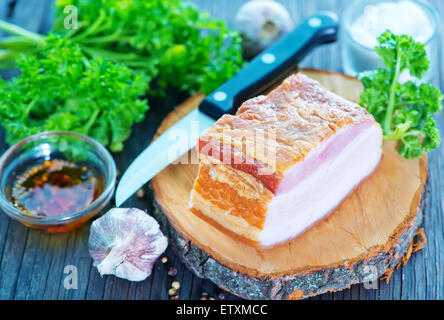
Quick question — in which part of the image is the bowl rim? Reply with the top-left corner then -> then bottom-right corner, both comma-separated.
0,131 -> 117,225
342,0 -> 441,52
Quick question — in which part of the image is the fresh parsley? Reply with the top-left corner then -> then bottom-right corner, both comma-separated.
359,30 -> 442,159
0,0 -> 243,151
0,0 -> 244,96
0,35 -> 148,152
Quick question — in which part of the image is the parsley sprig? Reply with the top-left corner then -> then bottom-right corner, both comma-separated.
0,0 -> 243,95
0,0 -> 244,152
0,35 -> 148,152
359,31 -> 442,159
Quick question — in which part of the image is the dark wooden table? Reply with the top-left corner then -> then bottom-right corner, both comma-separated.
0,0 -> 443,300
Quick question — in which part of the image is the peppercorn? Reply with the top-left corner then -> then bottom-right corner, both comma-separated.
172,281 -> 180,290
168,266 -> 178,276
136,189 -> 145,199
168,288 -> 177,296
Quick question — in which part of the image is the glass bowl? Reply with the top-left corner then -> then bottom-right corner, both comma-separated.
341,0 -> 440,82
0,131 -> 116,232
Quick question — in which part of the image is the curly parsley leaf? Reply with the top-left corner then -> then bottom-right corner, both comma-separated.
0,0 -> 244,96
0,34 -> 148,152
359,30 -> 442,159
52,0 -> 244,95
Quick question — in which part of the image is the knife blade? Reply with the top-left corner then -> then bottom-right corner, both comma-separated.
116,12 -> 338,207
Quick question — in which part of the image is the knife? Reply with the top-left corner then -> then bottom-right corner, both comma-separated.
116,12 -> 339,207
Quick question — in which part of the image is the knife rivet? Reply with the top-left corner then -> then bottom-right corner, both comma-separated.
261,53 -> 276,64
214,91 -> 227,102
308,17 -> 322,28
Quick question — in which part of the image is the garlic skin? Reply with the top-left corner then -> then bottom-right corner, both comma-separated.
88,208 -> 168,282
234,0 -> 293,58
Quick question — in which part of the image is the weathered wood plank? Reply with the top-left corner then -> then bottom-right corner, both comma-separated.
0,0 -> 15,38
0,223 -> 29,299
0,214 -> 10,282
20,232 -> 51,299
65,227 -> 93,299
14,231 -> 46,299
0,0 -> 49,300
0,0 -> 442,300
186,0 -> 444,301
39,0 -> 54,34
7,0 -> 51,32
421,0 -> 444,300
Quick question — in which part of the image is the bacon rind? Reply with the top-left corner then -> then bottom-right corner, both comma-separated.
197,73 -> 374,194
190,73 -> 381,245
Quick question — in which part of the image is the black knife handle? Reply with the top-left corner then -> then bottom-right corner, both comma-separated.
199,12 -> 338,120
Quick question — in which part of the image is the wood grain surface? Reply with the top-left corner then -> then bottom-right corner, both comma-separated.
152,70 -> 429,299
0,0 -> 443,300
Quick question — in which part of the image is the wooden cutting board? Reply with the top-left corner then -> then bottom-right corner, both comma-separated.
151,69 -> 428,300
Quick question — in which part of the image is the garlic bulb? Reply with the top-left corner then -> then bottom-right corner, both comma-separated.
234,0 -> 293,58
88,208 -> 168,282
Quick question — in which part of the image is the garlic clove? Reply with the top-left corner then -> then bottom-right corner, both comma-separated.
234,0 -> 293,58
89,208 -> 168,282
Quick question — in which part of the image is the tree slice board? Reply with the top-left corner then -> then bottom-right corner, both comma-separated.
151,69 -> 428,300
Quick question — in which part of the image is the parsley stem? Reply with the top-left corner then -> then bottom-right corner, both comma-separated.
384,46 -> 402,134
70,10 -> 107,43
64,21 -> 89,39
83,109 -> 101,136
402,130 -> 422,138
0,36 -> 36,50
79,28 -> 122,45
0,19 -> 45,46
0,49 -> 20,63
80,45 -> 146,62
21,99 -> 37,123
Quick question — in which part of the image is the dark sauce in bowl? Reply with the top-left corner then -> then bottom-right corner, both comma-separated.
10,159 -> 104,217
0,132 -> 116,233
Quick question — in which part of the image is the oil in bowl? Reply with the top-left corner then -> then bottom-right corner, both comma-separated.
0,132 -> 116,233
10,159 -> 104,218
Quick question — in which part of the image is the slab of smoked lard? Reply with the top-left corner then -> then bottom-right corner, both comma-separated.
189,73 -> 383,248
